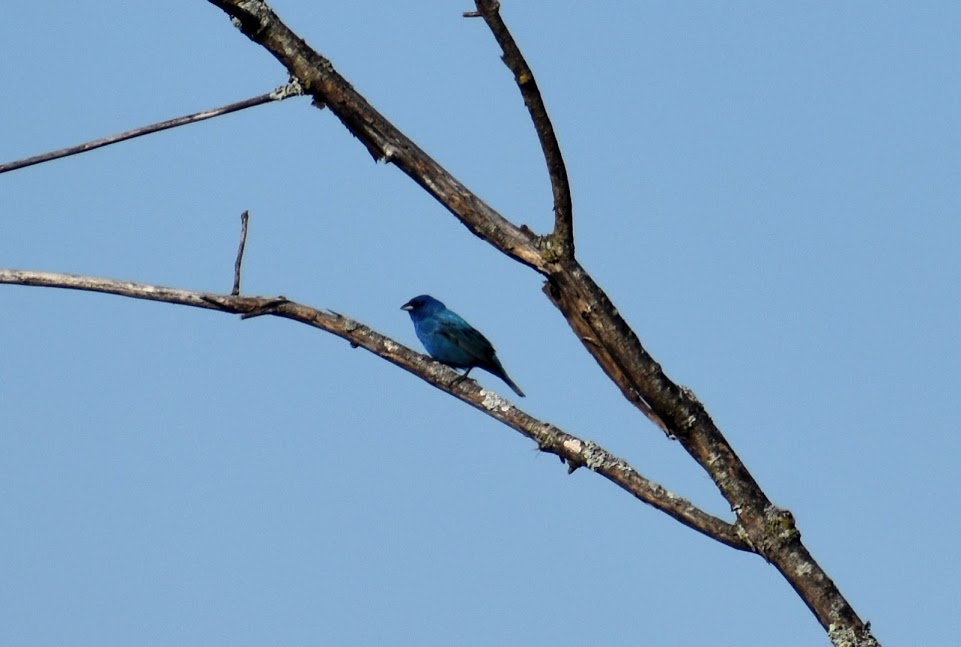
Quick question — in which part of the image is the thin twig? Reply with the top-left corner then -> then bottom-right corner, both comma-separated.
471,0 -> 574,255
232,210 -> 250,295
0,267 -> 746,551
0,82 -> 303,175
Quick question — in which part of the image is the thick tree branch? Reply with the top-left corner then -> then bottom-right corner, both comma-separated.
0,83 -> 302,176
207,0 -> 544,271
464,4 -> 869,632
545,259 -> 879,644
467,0 -> 574,256
0,267 -> 745,550
200,2 -> 880,644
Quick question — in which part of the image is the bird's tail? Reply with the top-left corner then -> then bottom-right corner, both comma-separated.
490,360 -> 525,397
500,372 -> 526,398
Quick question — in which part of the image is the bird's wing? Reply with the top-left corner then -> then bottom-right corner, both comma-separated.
436,315 -> 496,361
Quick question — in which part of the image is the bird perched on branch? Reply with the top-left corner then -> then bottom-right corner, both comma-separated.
401,294 -> 525,397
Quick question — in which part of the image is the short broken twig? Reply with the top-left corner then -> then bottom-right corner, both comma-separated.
232,210 -> 250,295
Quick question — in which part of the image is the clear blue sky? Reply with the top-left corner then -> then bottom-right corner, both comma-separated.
2,2 -> 958,645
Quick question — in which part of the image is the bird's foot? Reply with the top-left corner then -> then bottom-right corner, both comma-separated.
450,373 -> 471,390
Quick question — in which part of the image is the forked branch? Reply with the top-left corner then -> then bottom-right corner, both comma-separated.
201,3 -> 880,644
0,1 -> 880,643
466,0 -> 574,255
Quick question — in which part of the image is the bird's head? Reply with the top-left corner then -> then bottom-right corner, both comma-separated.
401,294 -> 445,316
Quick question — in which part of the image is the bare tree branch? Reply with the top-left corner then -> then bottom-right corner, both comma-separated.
199,0 -> 877,645
201,2 -> 880,644
0,267 -> 745,550
1,1 -> 879,642
0,82 -> 303,176
467,0 -> 574,255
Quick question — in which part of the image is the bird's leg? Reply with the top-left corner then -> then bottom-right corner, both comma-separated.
450,367 -> 474,389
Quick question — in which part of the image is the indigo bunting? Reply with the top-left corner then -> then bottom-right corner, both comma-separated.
401,294 -> 525,397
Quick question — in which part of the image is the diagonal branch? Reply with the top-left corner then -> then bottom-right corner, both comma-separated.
0,82 -> 303,176
208,0 -> 544,271
202,3 -> 879,643
0,267 -> 746,551
466,0 -> 574,256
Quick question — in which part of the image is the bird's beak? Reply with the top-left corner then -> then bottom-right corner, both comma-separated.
400,302 -> 413,311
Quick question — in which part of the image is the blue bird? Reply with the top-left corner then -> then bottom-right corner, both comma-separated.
401,294 -> 525,397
